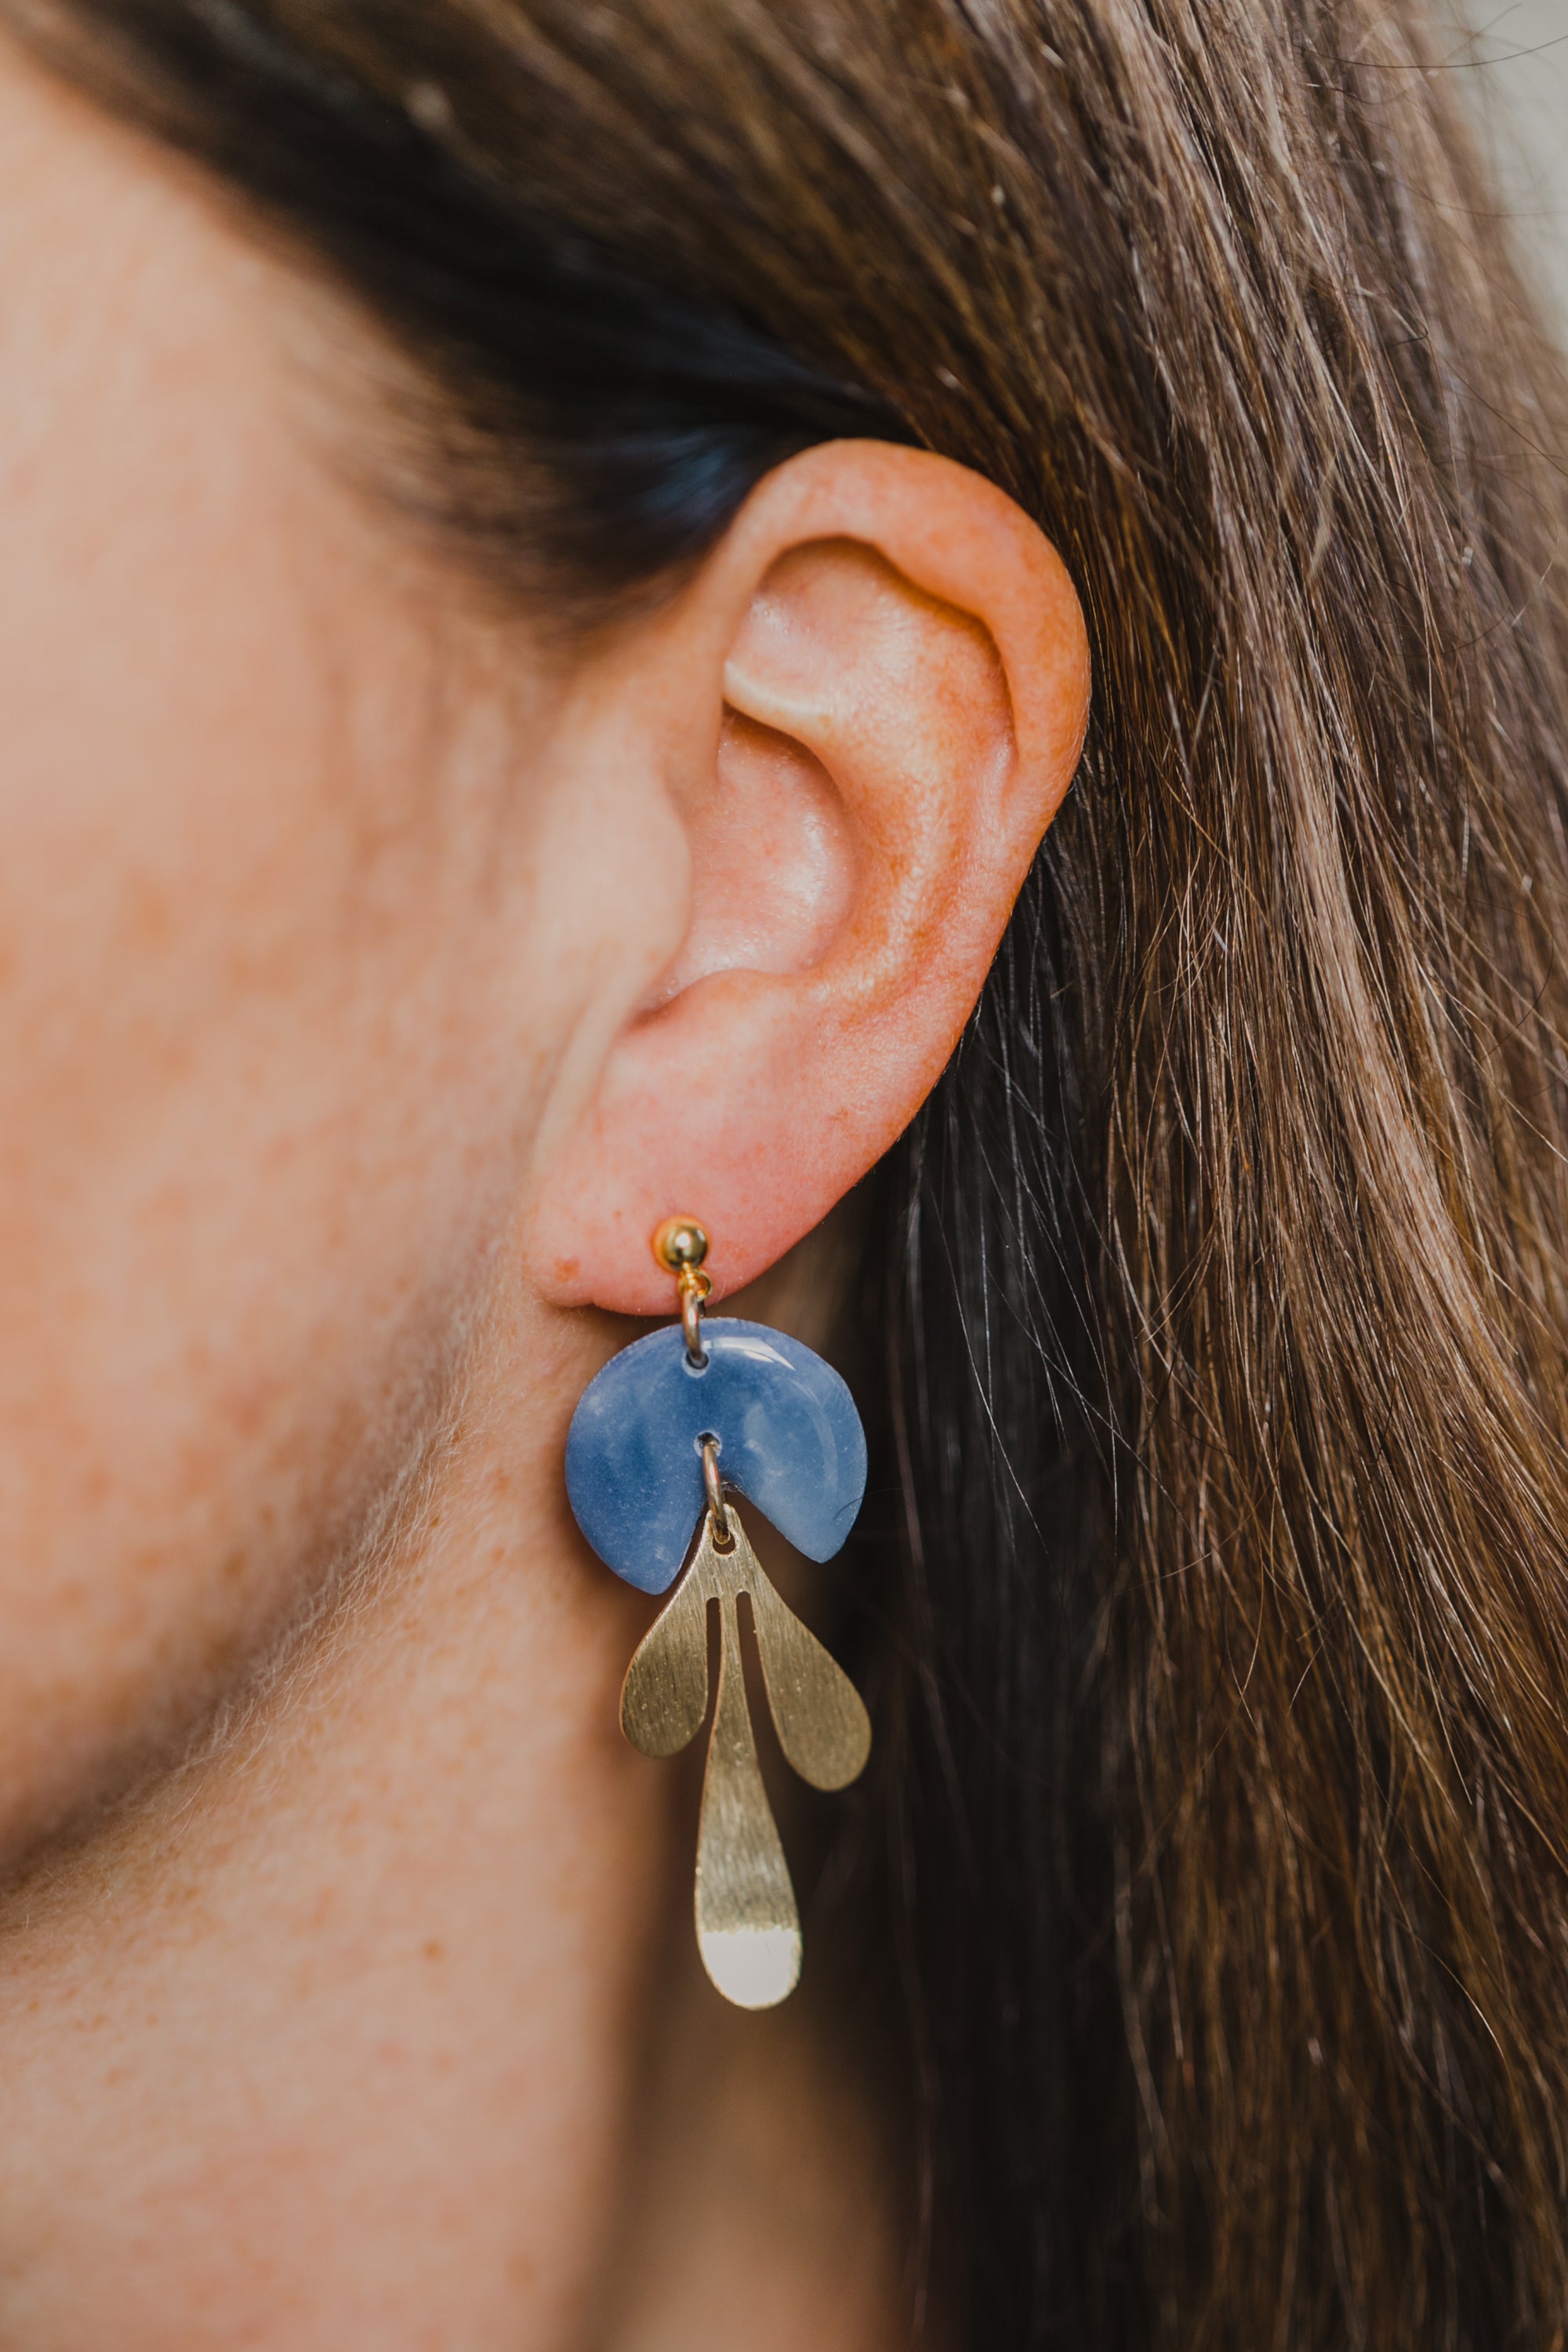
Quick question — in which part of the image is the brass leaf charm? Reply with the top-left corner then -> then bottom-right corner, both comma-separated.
619,1508 -> 871,2009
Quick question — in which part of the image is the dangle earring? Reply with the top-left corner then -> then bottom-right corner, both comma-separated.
564,1218 -> 871,2010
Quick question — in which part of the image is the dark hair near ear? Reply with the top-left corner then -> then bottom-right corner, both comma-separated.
20,0 -> 1568,2343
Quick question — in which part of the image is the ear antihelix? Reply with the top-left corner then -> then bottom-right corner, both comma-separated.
565,1219 -> 870,2009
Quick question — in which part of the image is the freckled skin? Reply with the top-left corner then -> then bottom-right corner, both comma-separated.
0,27 -> 1087,2351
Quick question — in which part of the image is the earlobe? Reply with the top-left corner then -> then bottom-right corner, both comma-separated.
529,441 -> 1090,1312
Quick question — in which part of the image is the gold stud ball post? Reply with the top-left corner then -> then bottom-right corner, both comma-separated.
652,1216 -> 710,1275
653,1218 -> 711,1363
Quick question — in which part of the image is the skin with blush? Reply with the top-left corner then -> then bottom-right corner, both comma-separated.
0,31 -> 1087,2352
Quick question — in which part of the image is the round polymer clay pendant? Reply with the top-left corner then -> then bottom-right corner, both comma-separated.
565,1318 -> 867,1595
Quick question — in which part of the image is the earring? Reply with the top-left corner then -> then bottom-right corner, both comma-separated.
564,1218 -> 871,2010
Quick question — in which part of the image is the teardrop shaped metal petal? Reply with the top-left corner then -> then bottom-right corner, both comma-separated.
695,1551 -> 802,2011
565,1319 -> 866,1594
746,1562 -> 873,1793
620,1558 -> 710,1759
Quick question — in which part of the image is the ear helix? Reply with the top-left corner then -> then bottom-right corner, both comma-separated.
564,1217 -> 871,2009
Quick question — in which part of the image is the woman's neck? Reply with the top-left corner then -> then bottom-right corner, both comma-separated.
0,1286 -> 906,2347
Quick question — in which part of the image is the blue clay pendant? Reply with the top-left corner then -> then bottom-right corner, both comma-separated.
564,1219 -> 872,2010
565,1318 -> 867,1595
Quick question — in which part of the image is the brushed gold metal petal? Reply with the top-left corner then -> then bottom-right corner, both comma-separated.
620,1552 -> 710,1759
695,1563 -> 802,2011
745,1553 -> 873,1794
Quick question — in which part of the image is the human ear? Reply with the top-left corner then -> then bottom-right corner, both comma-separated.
529,441 -> 1090,1312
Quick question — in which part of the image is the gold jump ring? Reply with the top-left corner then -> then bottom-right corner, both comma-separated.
701,1434 -> 733,1548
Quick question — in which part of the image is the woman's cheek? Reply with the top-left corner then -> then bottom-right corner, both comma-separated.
0,56 -> 564,1850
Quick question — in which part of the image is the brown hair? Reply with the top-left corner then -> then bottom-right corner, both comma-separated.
20,0 -> 1568,2340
